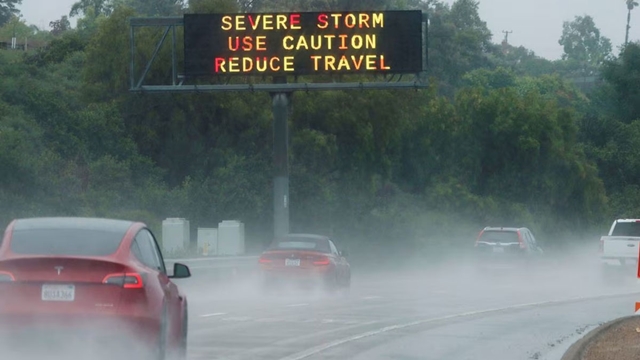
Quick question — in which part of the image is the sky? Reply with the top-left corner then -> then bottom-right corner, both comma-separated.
17,0 -> 639,60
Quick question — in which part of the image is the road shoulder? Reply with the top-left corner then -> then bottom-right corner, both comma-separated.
562,315 -> 640,360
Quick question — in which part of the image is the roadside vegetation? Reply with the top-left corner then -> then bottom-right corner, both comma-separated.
1,0 -> 639,260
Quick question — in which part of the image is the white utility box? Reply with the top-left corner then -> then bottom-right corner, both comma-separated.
197,228 -> 218,256
217,220 -> 245,255
161,218 -> 190,253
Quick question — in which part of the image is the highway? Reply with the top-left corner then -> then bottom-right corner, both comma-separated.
175,256 -> 640,360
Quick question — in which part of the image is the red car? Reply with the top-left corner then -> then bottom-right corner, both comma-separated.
258,233 -> 351,292
0,217 -> 191,359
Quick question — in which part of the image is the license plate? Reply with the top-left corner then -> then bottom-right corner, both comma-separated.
493,247 -> 505,253
42,284 -> 75,302
285,259 -> 300,267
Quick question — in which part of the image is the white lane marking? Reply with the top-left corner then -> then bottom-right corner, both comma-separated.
222,316 -> 252,321
277,290 -> 640,360
286,303 -> 309,307
200,312 -> 227,318
255,318 -> 282,323
236,320 -> 381,359
362,296 -> 382,300
205,316 -> 369,325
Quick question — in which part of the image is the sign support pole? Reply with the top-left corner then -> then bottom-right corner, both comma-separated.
272,89 -> 290,240
636,245 -> 640,314
272,74 -> 292,240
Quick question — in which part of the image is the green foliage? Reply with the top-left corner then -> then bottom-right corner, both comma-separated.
1,0 -> 639,258
425,0 -> 494,92
121,0 -> 184,16
187,0 -> 238,13
24,31 -> 86,66
82,6 -> 133,99
600,42 -> 640,123
559,15 -> 612,75
69,0 -> 113,18
489,45 -> 558,77
0,0 -> 20,27
50,16 -> 71,37
462,67 -> 516,89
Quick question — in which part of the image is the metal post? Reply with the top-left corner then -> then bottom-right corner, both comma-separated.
626,9 -> 632,47
11,17 -> 17,49
172,25 -> 177,86
130,25 -> 135,90
272,84 -> 290,240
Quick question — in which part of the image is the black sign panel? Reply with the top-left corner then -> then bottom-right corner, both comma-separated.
184,11 -> 423,76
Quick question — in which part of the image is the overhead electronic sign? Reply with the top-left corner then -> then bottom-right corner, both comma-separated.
183,11 -> 424,76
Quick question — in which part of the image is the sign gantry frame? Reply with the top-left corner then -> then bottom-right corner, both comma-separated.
129,14 -> 429,93
129,12 -> 429,239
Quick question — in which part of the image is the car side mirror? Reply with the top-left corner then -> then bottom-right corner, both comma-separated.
170,263 -> 191,279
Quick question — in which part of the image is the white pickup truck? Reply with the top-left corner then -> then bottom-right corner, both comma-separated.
600,219 -> 640,278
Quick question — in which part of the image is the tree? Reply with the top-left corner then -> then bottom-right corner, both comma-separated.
49,16 -> 71,36
425,0 -> 494,93
238,0 -> 389,12
122,0 -> 184,16
559,15 -> 612,75
0,0 -> 631,252
69,0 -> 113,18
0,0 -> 20,27
454,85 -> 606,224
488,44 -> 562,77
626,0 -> 639,46
187,0 -> 237,13
600,42 -> 640,123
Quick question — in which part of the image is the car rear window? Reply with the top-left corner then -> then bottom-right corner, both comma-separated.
478,230 -> 520,243
10,229 -> 124,256
270,237 -> 330,253
611,222 -> 640,237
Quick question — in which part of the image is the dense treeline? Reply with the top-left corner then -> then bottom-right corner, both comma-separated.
1,0 -> 639,258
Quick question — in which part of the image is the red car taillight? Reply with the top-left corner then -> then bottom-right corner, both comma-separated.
0,271 -> 14,282
258,256 -> 272,264
313,257 -> 330,266
102,273 -> 144,289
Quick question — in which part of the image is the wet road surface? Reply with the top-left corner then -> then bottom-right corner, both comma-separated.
178,258 -> 640,360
